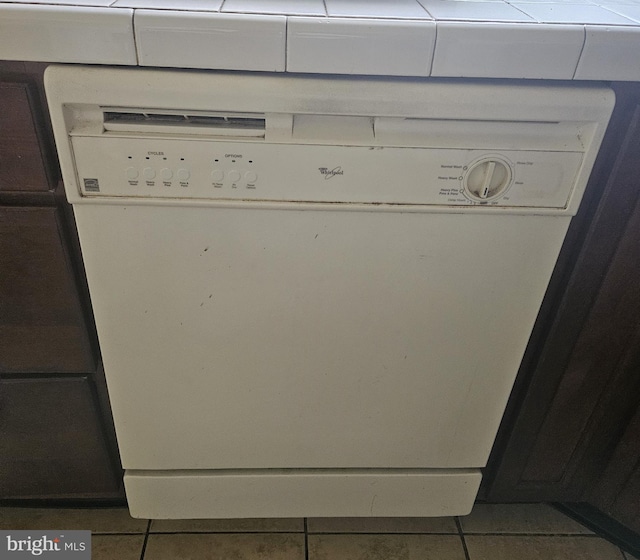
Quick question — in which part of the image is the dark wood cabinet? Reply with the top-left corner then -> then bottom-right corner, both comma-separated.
0,377 -> 121,499
0,81 -> 53,192
484,82 -> 640,535
0,206 -> 95,374
0,61 -> 123,502
592,404 -> 640,531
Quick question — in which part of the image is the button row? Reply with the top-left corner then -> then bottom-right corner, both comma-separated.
212,170 -> 257,184
126,168 -> 257,184
126,167 -> 190,181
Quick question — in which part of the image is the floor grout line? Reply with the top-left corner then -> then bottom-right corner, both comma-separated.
90,530 -> 602,537
90,532 -> 149,536
304,518 -> 310,560
456,532 -> 604,537
305,531 -> 461,536
146,530 -> 305,535
455,517 -> 472,560
138,520 -> 151,560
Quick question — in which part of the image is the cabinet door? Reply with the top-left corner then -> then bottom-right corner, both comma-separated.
0,206 -> 96,373
592,405 -> 640,530
484,83 -> 640,534
0,377 -> 121,499
0,82 -> 53,192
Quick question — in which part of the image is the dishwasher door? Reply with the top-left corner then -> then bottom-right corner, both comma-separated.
73,202 -> 569,471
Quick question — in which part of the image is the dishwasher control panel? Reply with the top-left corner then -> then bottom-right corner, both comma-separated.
71,136 -> 583,208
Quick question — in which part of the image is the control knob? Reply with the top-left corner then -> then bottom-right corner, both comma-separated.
464,158 -> 512,201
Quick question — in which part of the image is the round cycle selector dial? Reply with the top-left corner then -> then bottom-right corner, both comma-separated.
464,158 -> 512,201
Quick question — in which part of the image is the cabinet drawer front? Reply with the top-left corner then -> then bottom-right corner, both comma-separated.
0,82 -> 51,192
0,377 -> 121,499
0,206 -> 95,373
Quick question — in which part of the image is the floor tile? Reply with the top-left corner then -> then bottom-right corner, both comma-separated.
308,534 -> 466,560
307,517 -> 458,534
460,503 -> 592,534
144,533 -> 305,560
0,508 -> 147,534
92,535 -> 145,560
150,518 -> 304,533
465,535 -> 625,560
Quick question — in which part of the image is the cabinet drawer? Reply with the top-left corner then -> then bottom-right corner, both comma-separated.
0,82 -> 52,192
0,206 -> 95,373
0,376 -> 121,499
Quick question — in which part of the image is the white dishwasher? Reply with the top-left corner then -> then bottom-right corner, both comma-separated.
46,66 -> 613,519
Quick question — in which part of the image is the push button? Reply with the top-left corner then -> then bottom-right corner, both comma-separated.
245,171 -> 258,184
126,167 -> 139,180
160,168 -> 173,181
143,167 -> 156,180
228,170 -> 241,183
211,170 -> 224,182
177,169 -> 190,181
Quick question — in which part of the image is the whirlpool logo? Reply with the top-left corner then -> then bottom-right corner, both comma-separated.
318,166 -> 344,179
1,531 -> 91,558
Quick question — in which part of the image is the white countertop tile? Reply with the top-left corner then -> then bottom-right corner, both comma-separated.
511,2 -> 637,22
287,17 -> 436,75
113,0 -> 221,10
593,0 -> 640,4
598,3 -> 640,20
432,21 -> 583,77
435,0 -> 509,2
3,0 -> 640,80
1,0 -> 114,5
221,0 -> 325,16
418,0 -> 533,21
325,0 -> 431,18
575,24 -> 640,78
0,3 -> 136,63
135,10 -> 286,71
510,0 -> 596,4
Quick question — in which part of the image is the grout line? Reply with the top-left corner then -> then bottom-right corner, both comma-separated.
455,517 -> 472,560
125,530 -> 601,537
305,531 -> 461,536
92,532 -> 149,536
130,8 -> 140,66
456,518 -> 472,560
454,532 -> 604,537
284,14 -> 289,72
138,520 -> 151,560
146,530 -> 305,535
572,25 -> 587,79
304,519 -> 310,560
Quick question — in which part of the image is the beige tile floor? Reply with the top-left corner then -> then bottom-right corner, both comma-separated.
0,503 -> 636,559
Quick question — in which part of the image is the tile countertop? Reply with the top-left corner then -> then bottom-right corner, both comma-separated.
1,0 -> 640,80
